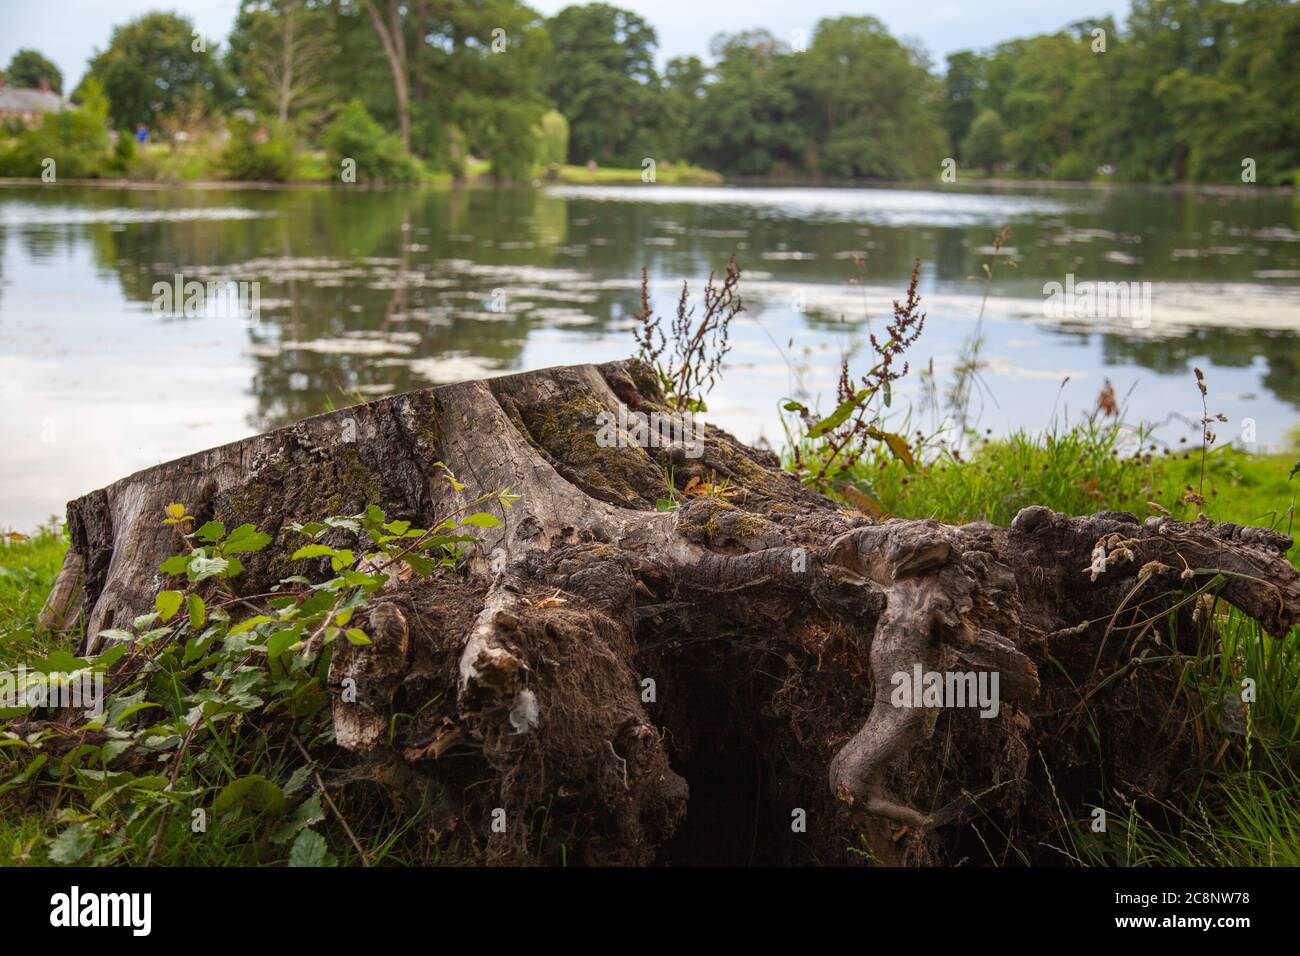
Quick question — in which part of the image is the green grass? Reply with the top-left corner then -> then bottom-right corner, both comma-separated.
0,526 -> 68,667
552,161 -> 723,185
799,419 -> 1297,561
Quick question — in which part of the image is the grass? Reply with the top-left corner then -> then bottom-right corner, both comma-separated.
552,161 -> 723,185
0,526 -> 68,667
869,437 -> 1294,558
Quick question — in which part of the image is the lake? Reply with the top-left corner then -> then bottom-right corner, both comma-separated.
1,180 -> 1297,530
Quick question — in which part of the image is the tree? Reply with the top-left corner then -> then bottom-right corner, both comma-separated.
363,0 -> 412,152
322,99 -> 421,182
962,109 -> 1007,173
354,0 -> 549,176
796,17 -> 946,179
80,12 -> 229,132
43,358 -> 1300,865
941,51 -> 981,158
6,49 -> 63,94
227,0 -> 336,128
687,31 -> 806,176
419,0 -> 551,181
536,110 -> 569,168
545,3 -> 666,166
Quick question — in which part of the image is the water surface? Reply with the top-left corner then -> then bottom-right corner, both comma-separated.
1,181 -> 1297,529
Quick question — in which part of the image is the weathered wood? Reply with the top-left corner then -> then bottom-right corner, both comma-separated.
44,359 -> 1300,864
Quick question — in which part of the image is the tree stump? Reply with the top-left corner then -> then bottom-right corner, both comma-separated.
43,359 -> 1300,865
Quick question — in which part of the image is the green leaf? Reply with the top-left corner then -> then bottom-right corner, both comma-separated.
187,594 -> 206,629
462,512 -> 501,528
340,570 -> 386,589
223,524 -> 272,555
655,498 -> 678,512
865,427 -> 915,467
110,701 -> 159,727
282,766 -> 312,796
807,388 -> 872,438
345,629 -> 372,646
266,630 -> 300,659
214,775 -> 285,817
289,828 -> 337,867
292,544 -> 338,561
193,520 -> 225,543
187,555 -> 230,582
229,615 -> 273,637
404,554 -> 439,576
47,824 -> 95,865
160,554 -> 191,575
155,590 -> 184,622
1289,460 -> 1300,481
272,794 -> 327,844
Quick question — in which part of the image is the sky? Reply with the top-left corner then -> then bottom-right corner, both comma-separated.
0,0 -> 1133,91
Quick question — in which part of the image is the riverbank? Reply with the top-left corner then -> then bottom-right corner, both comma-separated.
0,150 -> 724,191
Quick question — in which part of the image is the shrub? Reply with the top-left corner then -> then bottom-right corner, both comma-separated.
962,109 -> 1006,174
536,109 -> 569,169
219,116 -> 296,182
0,78 -> 113,178
322,100 -> 423,184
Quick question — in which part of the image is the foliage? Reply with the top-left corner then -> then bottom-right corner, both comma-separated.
536,110 -> 569,169
79,12 -> 230,133
685,31 -> 807,177
632,256 -> 744,413
225,0 -> 336,130
0,78 -> 113,178
796,17 -> 945,179
5,49 -> 63,94
962,109 -> 1006,173
945,1 -> 1300,184
0,474 -> 516,866
322,100 -> 424,184
545,3 -> 666,167
784,259 -> 925,495
218,115 -> 297,182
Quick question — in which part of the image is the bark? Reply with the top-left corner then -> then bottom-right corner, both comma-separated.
44,359 -> 1300,865
365,0 -> 412,153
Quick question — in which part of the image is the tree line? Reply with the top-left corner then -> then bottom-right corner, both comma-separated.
2,0 -> 1297,185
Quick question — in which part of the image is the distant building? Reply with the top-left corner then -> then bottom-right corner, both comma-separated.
0,77 -> 65,126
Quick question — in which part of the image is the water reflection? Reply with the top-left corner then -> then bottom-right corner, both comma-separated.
0,181 -> 1296,528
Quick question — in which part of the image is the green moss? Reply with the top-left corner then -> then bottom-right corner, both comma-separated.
521,394 -> 665,509
217,446 -> 383,586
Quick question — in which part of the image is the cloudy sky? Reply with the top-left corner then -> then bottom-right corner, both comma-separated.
0,0 -> 1132,90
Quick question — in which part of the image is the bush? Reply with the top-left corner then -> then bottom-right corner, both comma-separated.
108,131 -> 136,175
536,109 -> 569,169
1052,150 -> 1094,182
219,116 -> 297,182
962,109 -> 1006,174
322,100 -> 423,184
0,78 -> 113,178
